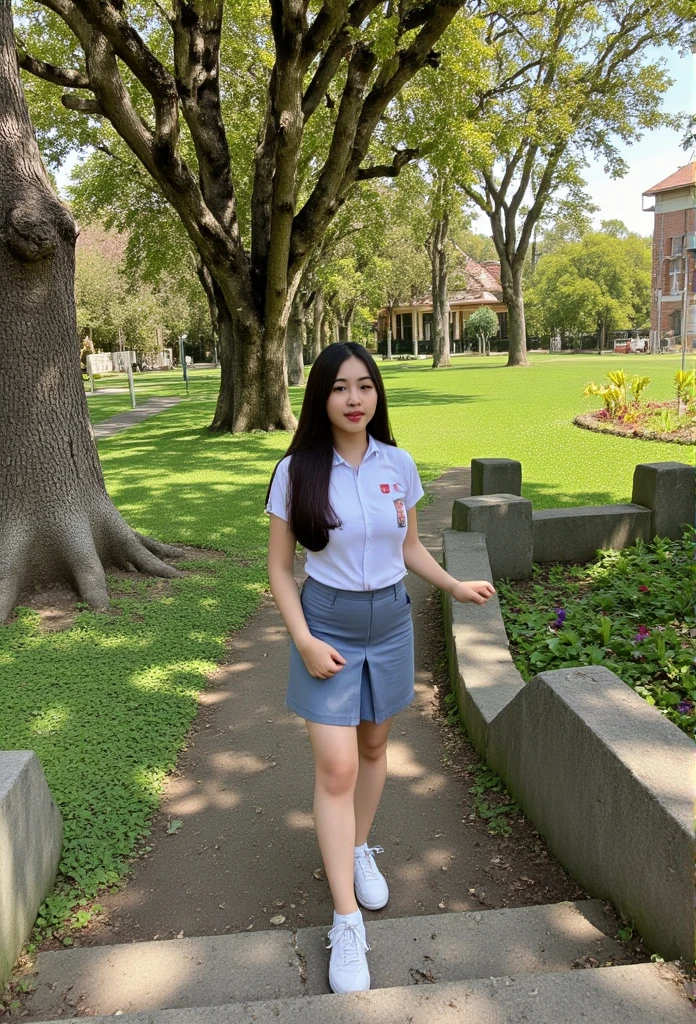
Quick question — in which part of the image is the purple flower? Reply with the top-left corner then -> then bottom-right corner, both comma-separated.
677,701 -> 695,715
633,624 -> 650,642
552,608 -> 566,630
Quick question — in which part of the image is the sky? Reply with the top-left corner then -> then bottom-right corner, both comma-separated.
56,43 -> 694,241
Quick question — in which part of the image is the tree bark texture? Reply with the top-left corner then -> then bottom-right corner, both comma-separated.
312,287 -> 326,361
17,0 -> 467,431
0,0 -> 182,619
499,262 -> 529,367
430,214 -> 451,367
286,290 -> 306,386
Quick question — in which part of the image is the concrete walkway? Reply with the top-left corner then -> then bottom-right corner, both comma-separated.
80,467 -> 590,946
91,397 -> 182,440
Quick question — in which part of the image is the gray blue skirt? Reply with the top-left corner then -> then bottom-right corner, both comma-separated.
287,576 -> 415,726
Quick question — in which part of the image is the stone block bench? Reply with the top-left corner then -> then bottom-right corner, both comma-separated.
0,752 -> 62,987
455,460 -> 695,579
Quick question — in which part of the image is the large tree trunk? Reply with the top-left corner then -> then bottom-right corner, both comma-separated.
286,291 -> 306,386
0,0 -> 182,620
431,215 -> 451,368
499,261 -> 529,367
209,293 -> 295,431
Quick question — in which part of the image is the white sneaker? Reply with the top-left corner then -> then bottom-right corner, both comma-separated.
354,845 -> 389,910
326,914 -> 371,993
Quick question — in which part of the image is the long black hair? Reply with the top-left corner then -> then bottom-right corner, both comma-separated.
266,342 -> 396,551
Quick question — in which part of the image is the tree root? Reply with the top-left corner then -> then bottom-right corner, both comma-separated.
0,499 -> 186,622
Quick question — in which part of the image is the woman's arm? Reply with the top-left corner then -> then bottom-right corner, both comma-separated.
402,506 -> 495,605
267,514 -> 346,678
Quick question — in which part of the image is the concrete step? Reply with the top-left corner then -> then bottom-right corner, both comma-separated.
20,901 -> 628,1019
22,963 -> 692,1024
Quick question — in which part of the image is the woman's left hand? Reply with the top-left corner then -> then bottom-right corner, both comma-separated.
450,580 -> 496,605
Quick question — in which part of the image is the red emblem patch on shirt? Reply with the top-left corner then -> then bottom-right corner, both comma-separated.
380,483 -> 391,493
392,482 -> 404,493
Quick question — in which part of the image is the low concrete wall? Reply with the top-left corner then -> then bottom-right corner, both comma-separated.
488,668 -> 694,965
532,505 -> 652,563
442,532 -> 524,755
0,752 -> 63,988
442,529 -> 695,963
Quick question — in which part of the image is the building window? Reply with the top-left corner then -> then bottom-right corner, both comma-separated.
671,235 -> 684,256
396,313 -> 412,343
669,257 -> 683,295
497,312 -> 508,339
422,312 -> 432,341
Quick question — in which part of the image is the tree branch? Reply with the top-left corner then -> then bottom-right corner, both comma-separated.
72,0 -> 179,161
302,0 -> 381,122
15,42 -> 92,90
61,93 -> 104,114
290,0 -> 466,282
461,183 -> 492,217
355,147 -> 419,179
171,1 -> 239,238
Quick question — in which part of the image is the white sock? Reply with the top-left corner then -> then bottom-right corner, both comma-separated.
333,908 -> 362,925
354,842 -> 368,856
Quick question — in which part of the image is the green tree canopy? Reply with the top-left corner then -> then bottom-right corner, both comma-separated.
526,230 -> 651,344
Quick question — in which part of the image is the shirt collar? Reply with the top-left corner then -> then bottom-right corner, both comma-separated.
333,433 -> 380,467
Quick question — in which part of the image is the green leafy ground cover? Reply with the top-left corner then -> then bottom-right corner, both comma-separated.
2,354 -> 693,946
497,531 -> 696,739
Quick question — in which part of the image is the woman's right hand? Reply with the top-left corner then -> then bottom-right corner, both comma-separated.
297,636 -> 347,679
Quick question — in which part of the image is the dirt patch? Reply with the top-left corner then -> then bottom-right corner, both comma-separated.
574,409 -> 695,445
18,585 -> 79,633
10,546 -> 225,630
175,545 -> 226,561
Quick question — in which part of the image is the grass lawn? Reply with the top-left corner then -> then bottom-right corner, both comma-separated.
2,353 -> 693,945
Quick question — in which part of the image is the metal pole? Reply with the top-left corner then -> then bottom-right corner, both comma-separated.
682,250 -> 689,373
179,338 -> 189,394
126,360 -> 136,409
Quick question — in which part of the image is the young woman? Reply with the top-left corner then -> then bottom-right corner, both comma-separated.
266,342 -> 495,994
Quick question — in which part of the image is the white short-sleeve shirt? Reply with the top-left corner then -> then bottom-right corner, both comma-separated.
266,435 -> 425,591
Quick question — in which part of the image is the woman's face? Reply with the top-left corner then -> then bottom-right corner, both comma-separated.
326,356 -> 378,434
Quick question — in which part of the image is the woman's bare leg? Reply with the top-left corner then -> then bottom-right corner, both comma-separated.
305,721 -> 359,915
354,717 -> 393,847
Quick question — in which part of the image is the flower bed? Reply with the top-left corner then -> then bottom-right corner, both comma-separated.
496,530 -> 696,740
578,369 -> 695,444
575,402 -> 696,444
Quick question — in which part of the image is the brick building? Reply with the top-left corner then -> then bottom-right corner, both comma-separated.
377,256 -> 508,356
642,161 -> 696,352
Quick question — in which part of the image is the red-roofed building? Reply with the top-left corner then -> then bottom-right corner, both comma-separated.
377,256 -> 508,356
642,161 -> 696,352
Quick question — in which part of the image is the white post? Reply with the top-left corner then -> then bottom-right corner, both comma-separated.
127,361 -> 136,409
411,308 -> 418,357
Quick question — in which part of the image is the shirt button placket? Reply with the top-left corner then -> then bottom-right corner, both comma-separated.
355,465 -> 371,590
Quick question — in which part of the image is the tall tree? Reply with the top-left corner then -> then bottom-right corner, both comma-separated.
16,0 -> 469,431
452,0 -> 689,366
0,0 -> 182,620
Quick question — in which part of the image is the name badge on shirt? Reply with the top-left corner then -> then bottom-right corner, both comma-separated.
393,497 -> 407,528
